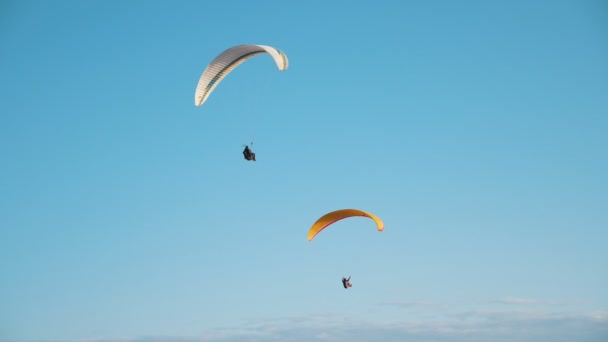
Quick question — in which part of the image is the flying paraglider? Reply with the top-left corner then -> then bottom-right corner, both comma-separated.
193,44 -> 288,161
243,145 -> 256,161
342,276 -> 352,289
194,44 -> 289,107
307,209 -> 384,242
308,209 -> 384,289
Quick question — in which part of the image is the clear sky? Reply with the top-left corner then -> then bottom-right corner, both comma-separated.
1,0 -> 607,341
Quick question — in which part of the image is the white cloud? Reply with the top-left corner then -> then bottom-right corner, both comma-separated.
495,297 -> 539,305
4,307 -> 607,342
378,300 -> 439,309
195,310 -> 608,342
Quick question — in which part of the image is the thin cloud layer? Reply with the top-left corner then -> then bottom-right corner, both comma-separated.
495,297 -> 539,305
9,308 -> 605,342
196,310 -> 608,342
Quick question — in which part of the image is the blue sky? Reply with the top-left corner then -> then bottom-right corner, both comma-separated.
1,0 -> 607,341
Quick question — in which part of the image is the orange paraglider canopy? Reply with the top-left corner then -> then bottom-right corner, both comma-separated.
307,209 -> 384,241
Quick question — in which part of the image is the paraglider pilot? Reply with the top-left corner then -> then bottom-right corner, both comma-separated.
342,276 -> 352,289
243,145 -> 256,161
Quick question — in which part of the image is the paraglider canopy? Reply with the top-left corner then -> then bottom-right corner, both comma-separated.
194,44 -> 289,107
307,209 -> 384,242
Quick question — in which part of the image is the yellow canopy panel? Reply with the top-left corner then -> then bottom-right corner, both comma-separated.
307,209 -> 384,242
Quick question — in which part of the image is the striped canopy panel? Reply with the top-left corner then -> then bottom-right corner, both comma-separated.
194,44 -> 289,107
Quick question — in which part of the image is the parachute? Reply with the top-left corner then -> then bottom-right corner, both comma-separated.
194,44 -> 289,107
307,209 -> 384,242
